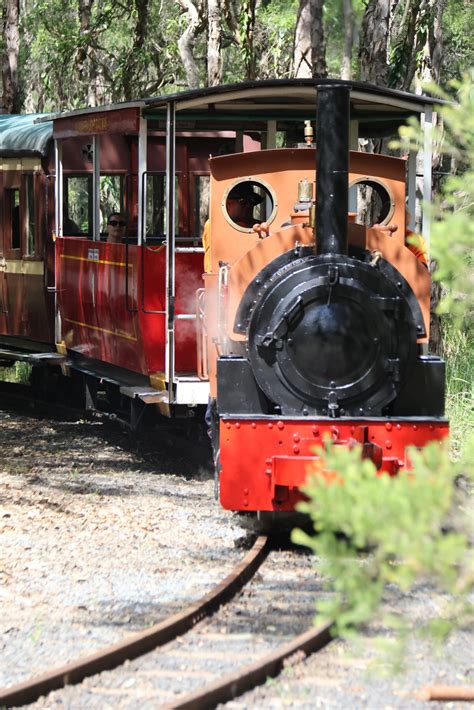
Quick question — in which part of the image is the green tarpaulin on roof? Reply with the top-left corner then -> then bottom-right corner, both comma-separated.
0,114 -> 52,157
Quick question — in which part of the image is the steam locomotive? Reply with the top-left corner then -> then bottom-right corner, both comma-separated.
0,80 -> 449,514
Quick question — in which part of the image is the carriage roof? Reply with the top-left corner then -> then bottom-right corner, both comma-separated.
0,113 -> 52,156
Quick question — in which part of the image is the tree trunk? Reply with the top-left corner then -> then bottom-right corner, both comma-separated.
176,0 -> 204,88
341,0 -> 353,80
2,0 -> 21,113
122,0 -> 151,100
358,0 -> 390,85
207,0 -> 222,86
76,0 -> 94,82
419,0 -> 445,84
240,0 -> 257,80
292,0 -> 327,78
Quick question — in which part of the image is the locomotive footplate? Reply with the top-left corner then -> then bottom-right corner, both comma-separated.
219,418 -> 449,512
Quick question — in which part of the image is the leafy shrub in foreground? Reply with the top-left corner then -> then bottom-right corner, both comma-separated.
292,439 -> 473,642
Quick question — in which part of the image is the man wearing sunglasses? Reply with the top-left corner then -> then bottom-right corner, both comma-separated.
107,212 -> 127,243
225,183 -> 264,229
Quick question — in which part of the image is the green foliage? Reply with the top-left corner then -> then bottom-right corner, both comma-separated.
444,319 -> 474,459
0,361 -> 32,384
252,0 -> 297,80
396,73 -> 474,326
292,440 -> 473,642
394,73 -> 473,460
442,0 -> 474,82
388,2 -> 431,89
18,0 -> 183,111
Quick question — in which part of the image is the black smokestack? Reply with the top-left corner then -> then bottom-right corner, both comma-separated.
315,85 -> 350,256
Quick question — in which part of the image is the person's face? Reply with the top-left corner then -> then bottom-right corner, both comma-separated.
108,215 -> 126,241
226,197 -> 254,225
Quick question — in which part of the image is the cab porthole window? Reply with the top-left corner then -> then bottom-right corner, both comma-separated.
348,178 -> 394,227
222,178 -> 277,233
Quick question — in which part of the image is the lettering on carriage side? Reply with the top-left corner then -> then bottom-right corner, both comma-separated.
76,117 -> 108,133
87,248 -> 100,261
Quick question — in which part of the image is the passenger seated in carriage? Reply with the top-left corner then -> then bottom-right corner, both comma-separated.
107,212 -> 127,244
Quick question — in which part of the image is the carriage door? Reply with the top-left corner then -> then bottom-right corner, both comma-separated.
0,168 -> 21,334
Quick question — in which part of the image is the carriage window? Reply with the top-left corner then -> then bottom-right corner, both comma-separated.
25,175 -> 36,256
223,179 -> 277,233
146,174 -> 166,237
348,179 -> 394,227
145,173 -> 179,239
100,175 -> 124,232
7,189 -> 21,250
194,175 -> 210,238
64,175 -> 91,235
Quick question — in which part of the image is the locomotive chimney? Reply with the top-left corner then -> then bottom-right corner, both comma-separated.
315,85 -> 350,256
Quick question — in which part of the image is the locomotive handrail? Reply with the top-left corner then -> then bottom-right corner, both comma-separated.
196,288 -> 209,380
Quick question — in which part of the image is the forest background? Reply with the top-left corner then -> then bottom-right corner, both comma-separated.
1,0 -> 473,114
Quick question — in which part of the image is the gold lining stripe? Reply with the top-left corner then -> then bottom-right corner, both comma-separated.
1,158 -> 42,171
63,317 -> 137,342
150,372 -> 167,390
60,254 -> 131,268
4,260 -> 44,276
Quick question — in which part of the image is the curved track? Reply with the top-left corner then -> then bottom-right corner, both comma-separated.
0,537 -> 270,707
165,621 -> 332,709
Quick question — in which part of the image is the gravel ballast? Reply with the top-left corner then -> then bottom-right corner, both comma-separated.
0,405 -> 243,689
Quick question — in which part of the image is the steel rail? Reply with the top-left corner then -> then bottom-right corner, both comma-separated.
0,536 -> 270,707
163,620 -> 334,709
419,685 -> 474,702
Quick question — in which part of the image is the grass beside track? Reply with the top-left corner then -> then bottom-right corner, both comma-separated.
444,321 -> 473,458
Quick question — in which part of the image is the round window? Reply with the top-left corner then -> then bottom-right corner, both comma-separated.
222,178 -> 277,233
348,178 -> 394,227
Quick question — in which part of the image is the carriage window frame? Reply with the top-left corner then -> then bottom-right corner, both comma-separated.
221,177 -> 278,234
348,177 -> 395,227
63,172 -> 126,239
99,174 -> 125,234
4,186 -> 21,259
63,173 -> 93,237
24,173 -> 38,258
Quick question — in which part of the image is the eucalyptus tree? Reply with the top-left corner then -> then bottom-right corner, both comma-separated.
292,0 -> 327,78
1,0 -> 20,113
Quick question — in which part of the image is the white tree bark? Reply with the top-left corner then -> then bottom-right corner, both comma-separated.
341,0 -> 353,80
2,0 -> 20,113
293,0 -> 327,78
207,0 -> 222,86
177,0 -> 204,89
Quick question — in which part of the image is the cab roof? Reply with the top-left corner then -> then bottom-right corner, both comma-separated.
38,79 -> 447,139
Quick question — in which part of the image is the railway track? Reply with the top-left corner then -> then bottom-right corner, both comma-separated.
1,538 -> 332,709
